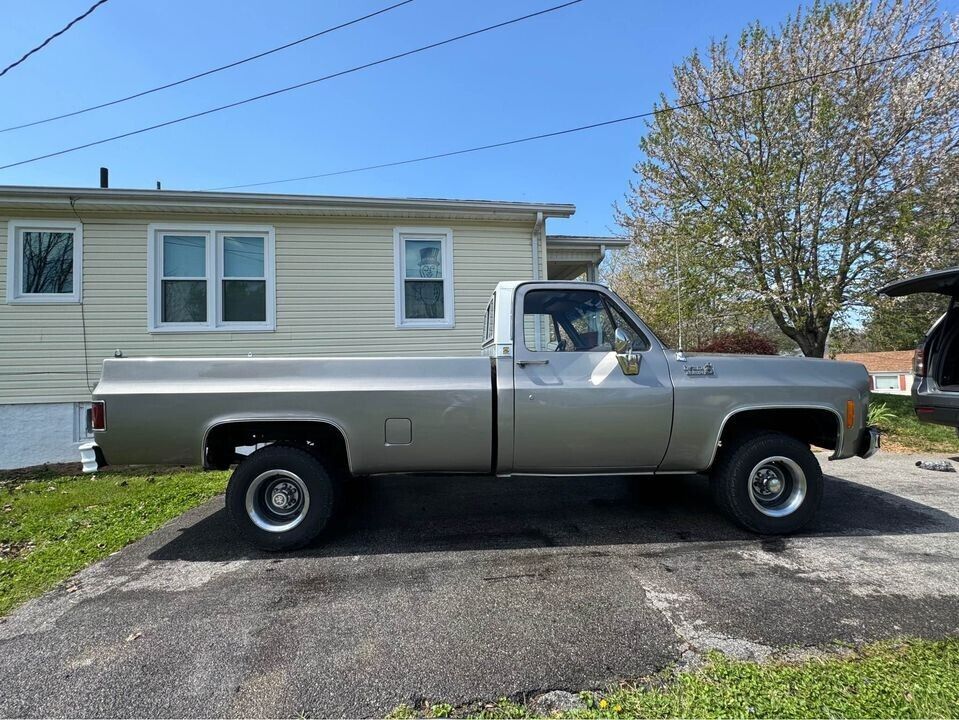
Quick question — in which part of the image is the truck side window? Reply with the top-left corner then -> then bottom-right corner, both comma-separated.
523,289 -> 649,352
482,296 -> 495,346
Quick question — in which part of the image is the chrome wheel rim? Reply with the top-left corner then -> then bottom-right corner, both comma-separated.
245,470 -> 310,533
748,456 -> 806,518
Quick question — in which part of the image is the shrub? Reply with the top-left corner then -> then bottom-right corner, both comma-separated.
694,330 -> 778,355
868,401 -> 896,429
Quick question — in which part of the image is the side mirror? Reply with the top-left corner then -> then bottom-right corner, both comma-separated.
614,328 -> 640,376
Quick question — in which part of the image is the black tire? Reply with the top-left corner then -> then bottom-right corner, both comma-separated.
226,445 -> 339,551
710,432 -> 822,534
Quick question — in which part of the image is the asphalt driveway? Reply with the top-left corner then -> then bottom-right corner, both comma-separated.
1,452 -> 958,718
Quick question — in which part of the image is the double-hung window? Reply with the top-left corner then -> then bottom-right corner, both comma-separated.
6,219 -> 82,303
148,224 -> 274,332
393,227 -> 454,328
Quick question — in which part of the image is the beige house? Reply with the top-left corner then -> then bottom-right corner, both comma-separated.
0,185 -> 625,468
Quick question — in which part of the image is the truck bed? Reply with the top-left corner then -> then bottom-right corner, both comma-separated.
93,356 -> 495,474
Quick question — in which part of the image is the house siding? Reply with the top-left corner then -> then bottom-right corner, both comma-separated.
0,212 -> 537,405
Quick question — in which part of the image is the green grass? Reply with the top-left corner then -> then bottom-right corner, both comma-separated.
870,393 -> 959,454
0,465 -> 227,615
394,638 -> 959,719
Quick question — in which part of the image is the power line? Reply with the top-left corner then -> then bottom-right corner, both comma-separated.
0,0 -> 414,134
0,0 -> 585,172
1,0 -> 110,78
212,38 -> 959,191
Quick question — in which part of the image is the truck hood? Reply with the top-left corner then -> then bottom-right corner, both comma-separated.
677,352 -> 870,391
879,267 -> 959,298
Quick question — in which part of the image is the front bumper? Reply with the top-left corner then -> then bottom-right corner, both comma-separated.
857,425 -> 881,459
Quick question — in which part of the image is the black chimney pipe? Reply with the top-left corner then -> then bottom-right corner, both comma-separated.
99,167 -> 109,188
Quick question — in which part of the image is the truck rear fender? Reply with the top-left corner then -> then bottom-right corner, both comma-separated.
203,418 -> 352,474
709,405 -> 843,469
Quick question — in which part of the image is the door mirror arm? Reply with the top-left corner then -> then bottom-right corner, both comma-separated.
614,327 -> 640,376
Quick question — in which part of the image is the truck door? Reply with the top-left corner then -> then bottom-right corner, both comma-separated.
511,284 -> 673,472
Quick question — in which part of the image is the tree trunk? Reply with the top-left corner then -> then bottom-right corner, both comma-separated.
767,305 -> 830,357
790,330 -> 828,358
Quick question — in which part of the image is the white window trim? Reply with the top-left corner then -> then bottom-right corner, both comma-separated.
147,222 -> 275,333
393,227 -> 454,329
6,219 -> 83,304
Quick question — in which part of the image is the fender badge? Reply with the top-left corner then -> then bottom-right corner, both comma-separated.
684,363 -> 714,376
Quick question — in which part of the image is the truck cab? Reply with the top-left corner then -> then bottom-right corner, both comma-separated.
484,281 -> 673,474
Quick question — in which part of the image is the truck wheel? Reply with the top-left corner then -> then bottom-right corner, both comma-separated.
226,445 -> 339,551
710,432 -> 822,534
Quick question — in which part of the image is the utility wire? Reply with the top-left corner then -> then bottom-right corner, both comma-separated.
211,38 -> 959,190
0,0 -> 585,171
0,0 -> 414,133
1,0 -> 110,78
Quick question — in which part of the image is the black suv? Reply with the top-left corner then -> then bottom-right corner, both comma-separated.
880,268 -> 959,430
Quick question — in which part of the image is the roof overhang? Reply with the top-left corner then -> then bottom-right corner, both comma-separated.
545,235 -> 628,280
546,234 -> 630,250
0,185 -> 576,222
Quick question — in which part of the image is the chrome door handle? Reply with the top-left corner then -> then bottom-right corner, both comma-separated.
517,359 -> 550,367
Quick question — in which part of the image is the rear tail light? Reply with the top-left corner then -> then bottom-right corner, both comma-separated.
914,339 -> 927,377
91,401 -> 106,431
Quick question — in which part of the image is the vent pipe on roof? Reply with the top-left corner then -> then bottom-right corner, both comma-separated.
99,167 -> 109,189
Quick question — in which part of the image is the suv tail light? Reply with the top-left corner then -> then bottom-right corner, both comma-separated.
914,338 -> 927,377
91,401 -> 106,431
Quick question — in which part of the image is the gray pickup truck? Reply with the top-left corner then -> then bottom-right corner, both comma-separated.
82,280 -> 879,549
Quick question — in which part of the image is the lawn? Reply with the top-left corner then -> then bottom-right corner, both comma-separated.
870,393 -> 959,454
392,638 -> 959,719
0,465 -> 227,615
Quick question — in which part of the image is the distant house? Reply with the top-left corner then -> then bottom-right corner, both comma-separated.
835,351 -> 915,394
0,185 -> 628,469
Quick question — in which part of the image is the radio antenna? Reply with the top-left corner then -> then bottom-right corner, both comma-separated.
675,234 -> 683,351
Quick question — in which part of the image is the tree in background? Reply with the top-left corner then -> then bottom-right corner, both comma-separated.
695,329 -> 779,355
862,145 -> 959,350
604,240 -> 763,348
616,0 -> 959,357
604,241 -> 794,350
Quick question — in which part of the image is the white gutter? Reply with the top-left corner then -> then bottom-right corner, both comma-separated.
532,211 -> 544,280
594,243 -> 607,282
530,211 -> 546,347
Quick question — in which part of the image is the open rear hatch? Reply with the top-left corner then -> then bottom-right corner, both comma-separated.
880,268 -> 959,425
879,267 -> 959,298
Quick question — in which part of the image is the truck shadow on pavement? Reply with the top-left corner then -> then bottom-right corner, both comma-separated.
149,472 -> 959,562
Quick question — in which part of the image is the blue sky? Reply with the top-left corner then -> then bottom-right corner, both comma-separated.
0,0 -> 847,235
